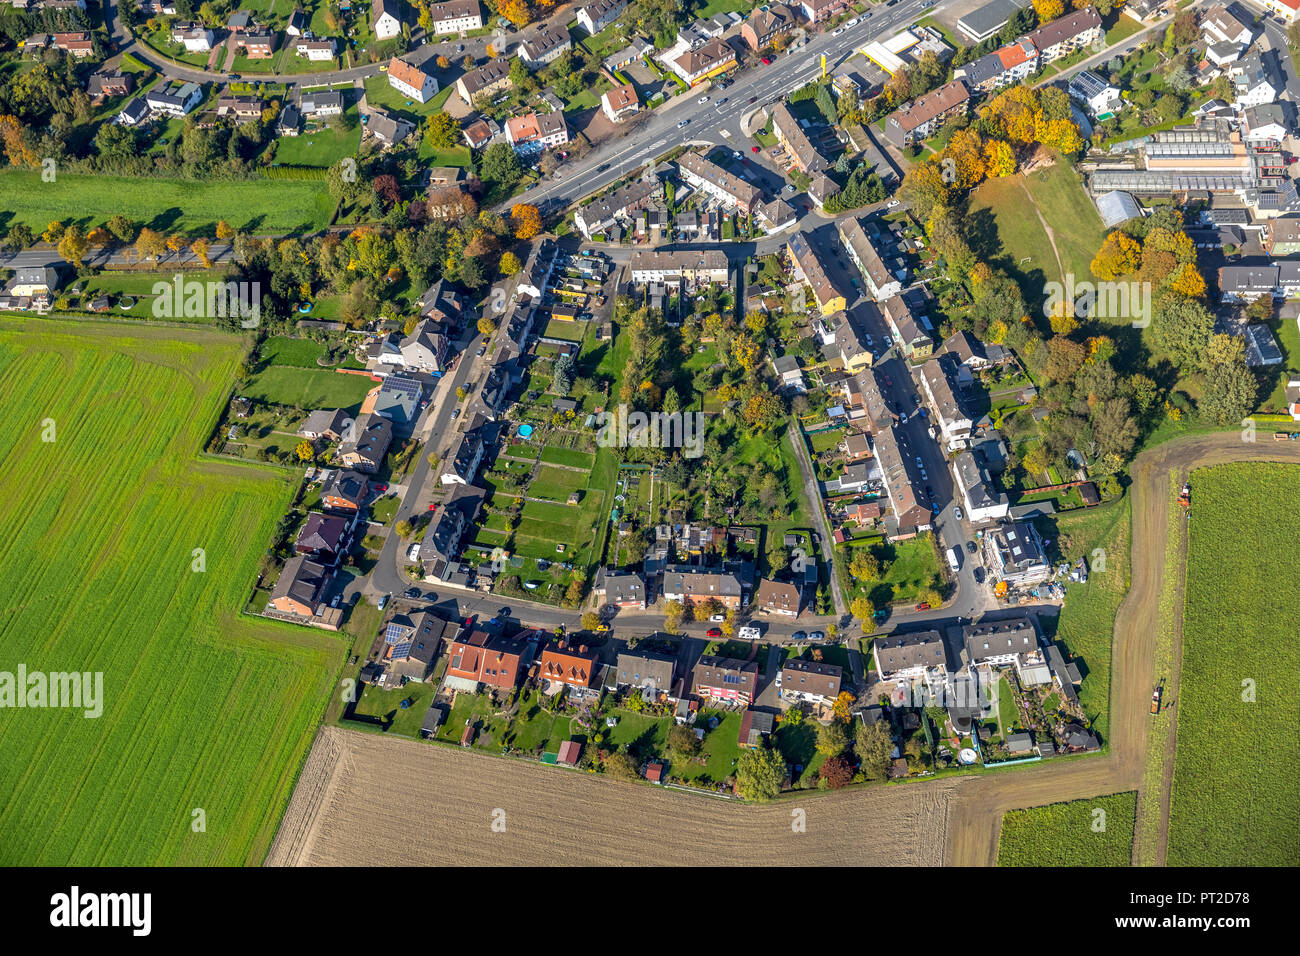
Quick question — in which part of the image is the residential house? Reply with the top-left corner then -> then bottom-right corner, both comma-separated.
301,91 -> 344,116
603,35 -> 654,72
1263,216 -> 1300,255
87,71 -> 132,101
372,0 -> 403,40
295,512 -> 351,562
885,79 -> 969,148
298,408 -> 350,441
6,266 -> 60,300
615,650 -> 676,700
337,413 -> 392,473
667,37 -> 737,86
661,568 -> 744,608
216,95 -> 265,121
1025,5 -> 1102,63
576,0 -> 627,35
146,81 -> 203,117
388,56 -> 438,103
420,482 -> 485,579
753,578 -> 800,616
227,9 -> 254,32
963,617 -> 1038,667
366,374 -> 422,424
286,8 -> 309,35
241,34 -> 276,58
428,0 -> 482,34
399,319 -> 447,372
873,423 -> 932,538
954,39 -> 1038,94
319,470 -> 368,514
462,118 -> 497,150
539,640 -> 600,693
780,658 -> 842,704
881,294 -> 932,357
872,629 -> 947,683
677,151 -> 761,216
93,77 -> 143,116
517,22 -> 572,67
771,354 -> 806,391
366,108 -> 415,147
504,110 -> 569,155
594,569 -> 647,609
573,177 -> 662,238
385,612 -> 455,682
741,4 -> 794,52
1218,264 -> 1279,302
953,449 -> 1009,522
797,0 -> 849,24
1202,4 -> 1252,46
441,427 -> 486,485
516,238 -> 559,298
456,58 -> 512,105
771,102 -> 829,174
839,216 -> 900,300
691,655 -> 758,705
268,557 -> 332,618
442,629 -> 530,692
787,231 -> 846,316
295,39 -> 336,60
919,353 -> 972,450
983,520 -> 1051,587
940,330 -> 992,370
1231,53 -> 1279,108
629,249 -> 730,288
170,25 -> 214,52
1241,103 -> 1288,148
1068,70 -> 1121,118
601,82 -> 640,123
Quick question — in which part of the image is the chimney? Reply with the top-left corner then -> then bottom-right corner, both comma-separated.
579,644 -> 588,654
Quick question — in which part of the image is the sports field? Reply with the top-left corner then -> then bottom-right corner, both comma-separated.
1168,462 -> 1300,865
997,792 -> 1136,866
0,318 -> 342,865
0,169 -> 335,235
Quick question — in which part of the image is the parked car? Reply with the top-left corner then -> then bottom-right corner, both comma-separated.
404,587 -> 420,598
792,631 -> 807,641
475,344 -> 486,356
809,631 -> 825,641
710,614 -> 725,622
378,593 -> 390,611
966,540 -> 977,554
953,506 -> 964,521
677,119 -> 689,128
914,602 -> 931,611
751,145 -> 760,152
886,199 -> 900,208
706,627 -> 722,637
406,544 -> 421,561
697,95 -> 709,104
761,56 -> 771,65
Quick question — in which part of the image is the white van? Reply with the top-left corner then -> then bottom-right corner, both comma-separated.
947,547 -> 961,573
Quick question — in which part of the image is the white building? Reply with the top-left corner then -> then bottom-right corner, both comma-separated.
296,39 -> 336,60
372,0 -> 403,40
576,0 -> 628,35
388,56 -> 438,103
953,450 -> 1009,524
428,0 -> 482,34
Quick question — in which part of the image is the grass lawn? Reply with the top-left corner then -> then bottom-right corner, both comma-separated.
998,792 -> 1136,866
237,365 -> 376,414
271,105 -> 363,167
539,445 -> 595,469
1167,462 -> 1300,865
0,169 -> 334,236
351,679 -> 438,736
261,335 -> 327,368
0,317 -> 341,864
1041,496 -> 1130,742
527,464 -> 590,501
842,533 -> 944,607
363,73 -> 446,126
968,159 -> 1107,318
422,145 -> 474,170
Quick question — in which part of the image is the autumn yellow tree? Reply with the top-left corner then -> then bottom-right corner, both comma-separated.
510,202 -> 542,239
1032,0 -> 1064,22
215,220 -> 235,240
499,250 -> 522,274
135,227 -> 167,262
1036,116 -> 1083,155
982,138 -> 1016,177
498,0 -> 532,27
982,85 -> 1040,145
939,127 -> 986,189
1167,262 -> 1207,298
731,332 -> 761,372
191,237 -> 212,267
1090,230 -> 1142,280
56,224 -> 89,267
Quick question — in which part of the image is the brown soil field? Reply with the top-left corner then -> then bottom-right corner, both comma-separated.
267,725 -> 965,866
269,434 -> 1300,867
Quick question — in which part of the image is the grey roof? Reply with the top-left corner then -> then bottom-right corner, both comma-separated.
963,617 -> 1037,663
874,629 -> 946,675
1095,190 -> 1142,229
616,650 -> 675,691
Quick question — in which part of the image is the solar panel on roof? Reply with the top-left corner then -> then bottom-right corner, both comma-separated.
392,642 -> 412,659
384,622 -> 406,644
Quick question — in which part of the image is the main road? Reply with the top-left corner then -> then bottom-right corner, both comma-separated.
509,0 -> 949,216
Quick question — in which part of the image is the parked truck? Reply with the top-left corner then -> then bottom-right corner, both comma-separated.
1151,686 -> 1162,716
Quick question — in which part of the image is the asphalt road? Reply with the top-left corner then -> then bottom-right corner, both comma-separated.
514,0 -> 946,216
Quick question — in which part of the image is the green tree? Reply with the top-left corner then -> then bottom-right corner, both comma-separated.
855,719 -> 893,780
1200,361 -> 1256,425
666,722 -> 701,760
604,751 -> 639,780
735,746 -> 786,802
816,719 -> 850,757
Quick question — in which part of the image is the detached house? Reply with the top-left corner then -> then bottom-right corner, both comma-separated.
601,82 -> 640,123
504,110 -> 568,155
753,578 -> 801,617
539,641 -> 600,694
268,557 -> 332,619
615,650 -> 676,700
299,408 -> 350,441
296,39 -> 336,60
320,470 -> 368,514
388,56 -> 438,103
295,512 -> 351,562
666,37 -> 736,86
442,629 -> 530,692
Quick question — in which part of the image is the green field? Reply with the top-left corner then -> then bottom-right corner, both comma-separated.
0,169 -> 335,236
270,105 -> 363,167
1167,462 -> 1300,865
237,365 -> 376,413
998,792 -> 1137,866
0,318 -> 341,864
1046,496 -> 1131,742
261,335 -> 327,368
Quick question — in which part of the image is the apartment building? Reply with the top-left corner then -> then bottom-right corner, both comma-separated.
576,0 -> 627,35
388,56 -> 438,103
629,249 -> 730,289
428,0 -> 482,34
787,231 -> 846,316
838,216 -> 900,300
884,79 -> 969,148
1025,5 -> 1101,63
504,110 -> 569,154
771,102 -> 829,174
456,57 -> 512,105
677,151 -> 762,216
918,354 -> 972,450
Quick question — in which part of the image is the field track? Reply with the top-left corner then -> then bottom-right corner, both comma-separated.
269,434 -> 1300,867
946,432 -> 1300,865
